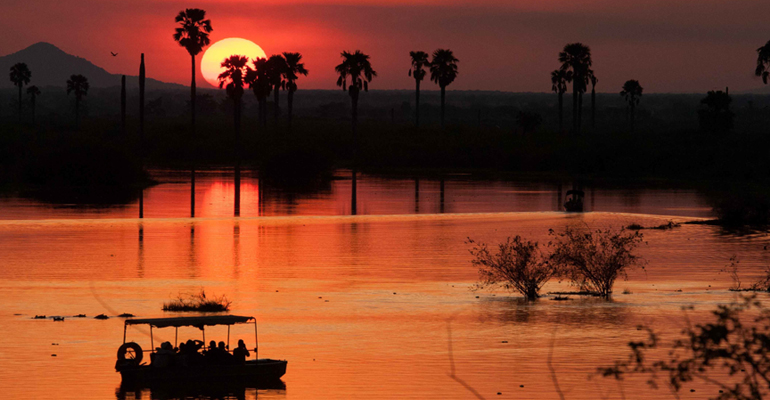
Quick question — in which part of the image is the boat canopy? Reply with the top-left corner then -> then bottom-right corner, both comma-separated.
125,315 -> 255,329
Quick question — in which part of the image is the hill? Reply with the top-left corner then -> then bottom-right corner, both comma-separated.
0,42 -> 184,90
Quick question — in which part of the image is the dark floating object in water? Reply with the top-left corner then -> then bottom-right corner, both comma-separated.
118,313 -> 135,318
33,315 -> 46,319
501,341 -> 508,343
519,385 -> 524,388
13,313 -> 22,316
551,295 -> 570,301
73,314 -> 86,318
324,300 -> 329,302
497,392 -> 502,395
52,316 -> 65,321
51,354 -> 57,357
95,314 -> 110,320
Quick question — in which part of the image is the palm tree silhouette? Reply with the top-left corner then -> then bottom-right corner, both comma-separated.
550,69 -> 569,132
755,40 -> 770,84
245,57 -> 272,128
10,63 -> 31,122
173,8 -> 212,134
620,79 -> 643,132
66,74 -> 89,128
218,55 -> 251,145
26,85 -> 40,124
589,71 -> 598,129
218,55 -> 251,217
429,49 -> 459,128
174,8 -> 212,219
408,51 -> 430,127
559,43 -> 592,133
335,50 -> 376,158
282,52 -> 309,131
266,54 -> 288,124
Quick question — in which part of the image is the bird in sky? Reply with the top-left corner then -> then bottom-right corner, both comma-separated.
111,52 -> 118,57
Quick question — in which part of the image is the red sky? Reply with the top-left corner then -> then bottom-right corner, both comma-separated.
2,0 -> 768,93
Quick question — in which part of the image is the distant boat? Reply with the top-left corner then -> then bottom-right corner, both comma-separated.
115,315 -> 287,385
564,189 -> 585,212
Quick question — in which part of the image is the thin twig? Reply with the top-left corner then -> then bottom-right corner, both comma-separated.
547,327 -> 566,400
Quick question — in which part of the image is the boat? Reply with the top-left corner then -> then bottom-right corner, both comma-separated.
564,189 -> 585,212
115,315 -> 287,386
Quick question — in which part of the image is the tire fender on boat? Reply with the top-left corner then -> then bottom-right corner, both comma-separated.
117,342 -> 143,365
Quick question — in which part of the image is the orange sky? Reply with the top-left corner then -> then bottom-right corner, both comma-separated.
2,0 -> 769,92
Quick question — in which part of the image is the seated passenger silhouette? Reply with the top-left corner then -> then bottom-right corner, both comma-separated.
218,341 -> 235,364
232,339 -> 251,364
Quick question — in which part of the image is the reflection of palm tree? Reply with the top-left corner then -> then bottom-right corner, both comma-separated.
408,51 -> 430,127
26,85 -> 40,124
559,43 -> 592,133
10,63 -> 31,122
335,50 -> 376,158
756,40 -> 770,84
266,54 -> 288,124
282,52 -> 308,131
620,79 -> 643,131
550,69 -> 569,132
429,49 -> 459,128
245,57 -> 272,128
589,71 -> 598,129
66,74 -> 89,128
174,8 -> 212,219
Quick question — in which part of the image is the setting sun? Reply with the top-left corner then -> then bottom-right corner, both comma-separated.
200,38 -> 267,87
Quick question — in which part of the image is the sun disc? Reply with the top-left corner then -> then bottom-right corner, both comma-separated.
201,38 -> 267,87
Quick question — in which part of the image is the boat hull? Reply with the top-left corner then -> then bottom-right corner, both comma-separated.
118,359 -> 287,385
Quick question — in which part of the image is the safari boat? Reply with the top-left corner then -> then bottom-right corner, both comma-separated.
115,315 -> 287,385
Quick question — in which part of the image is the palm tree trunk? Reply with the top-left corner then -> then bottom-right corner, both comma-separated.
440,85 -> 446,128
572,85 -> 578,133
17,84 -> 22,123
190,54 -> 196,219
121,75 -> 126,135
591,86 -> 596,129
352,93 -> 358,160
287,88 -> 294,132
415,79 -> 421,127
558,92 -> 563,132
234,97 -> 241,217
274,86 -> 280,124
139,54 -> 146,219
75,96 -> 80,129
578,92 -> 583,132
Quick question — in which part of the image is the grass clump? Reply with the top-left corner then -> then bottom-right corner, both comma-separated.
162,289 -> 232,312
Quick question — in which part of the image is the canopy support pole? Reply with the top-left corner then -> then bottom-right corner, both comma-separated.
254,320 -> 258,360
175,327 -> 178,347
150,326 -> 154,352
123,324 -> 127,344
227,325 -> 231,350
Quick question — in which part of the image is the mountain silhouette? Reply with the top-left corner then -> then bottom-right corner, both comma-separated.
0,42 -> 184,90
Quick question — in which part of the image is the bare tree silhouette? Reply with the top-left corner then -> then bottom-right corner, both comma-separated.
755,39 -> 770,84
173,8 -> 212,219
430,49 -> 459,128
408,51 -> 430,127
245,57 -> 272,129
26,85 -> 40,124
335,50 -> 376,159
66,74 -> 89,128
267,54 -> 288,124
10,63 -> 31,122
620,79 -> 643,132
550,69 -> 569,132
282,52 -> 308,132
559,43 -> 592,133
